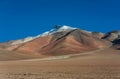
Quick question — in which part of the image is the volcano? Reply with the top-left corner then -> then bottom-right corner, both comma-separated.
0,25 -> 119,60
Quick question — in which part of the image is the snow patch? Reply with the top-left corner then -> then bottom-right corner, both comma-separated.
58,25 -> 76,32
81,30 -> 92,33
11,37 -> 34,45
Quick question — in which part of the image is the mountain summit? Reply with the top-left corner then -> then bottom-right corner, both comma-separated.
0,25 -> 119,60
10,25 -> 77,45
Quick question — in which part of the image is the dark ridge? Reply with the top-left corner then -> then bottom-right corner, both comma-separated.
41,29 -> 78,49
101,33 -> 110,39
117,48 -> 120,50
51,29 -> 78,42
112,39 -> 120,44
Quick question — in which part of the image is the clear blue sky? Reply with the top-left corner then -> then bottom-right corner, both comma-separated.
0,0 -> 120,42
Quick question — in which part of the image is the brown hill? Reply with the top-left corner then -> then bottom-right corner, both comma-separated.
102,30 -> 120,49
2,27 -> 111,56
38,29 -> 111,55
102,30 -> 120,41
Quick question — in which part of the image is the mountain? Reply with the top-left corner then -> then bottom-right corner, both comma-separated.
102,30 -> 120,41
0,25 -> 112,56
102,30 -> 120,49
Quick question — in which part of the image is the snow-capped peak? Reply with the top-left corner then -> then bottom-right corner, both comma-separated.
36,25 -> 77,36
11,25 -> 77,45
58,25 -> 76,32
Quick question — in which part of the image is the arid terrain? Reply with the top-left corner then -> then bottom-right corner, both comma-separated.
0,26 -> 120,79
0,48 -> 120,79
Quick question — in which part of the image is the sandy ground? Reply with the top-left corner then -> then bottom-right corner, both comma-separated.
0,48 -> 120,79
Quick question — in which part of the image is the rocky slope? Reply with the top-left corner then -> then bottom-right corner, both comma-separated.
0,25 -> 112,56
102,30 -> 120,49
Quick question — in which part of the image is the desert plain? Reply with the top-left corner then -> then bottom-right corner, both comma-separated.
0,48 -> 120,79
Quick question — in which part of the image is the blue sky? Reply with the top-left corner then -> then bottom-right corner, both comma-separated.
0,0 -> 120,42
